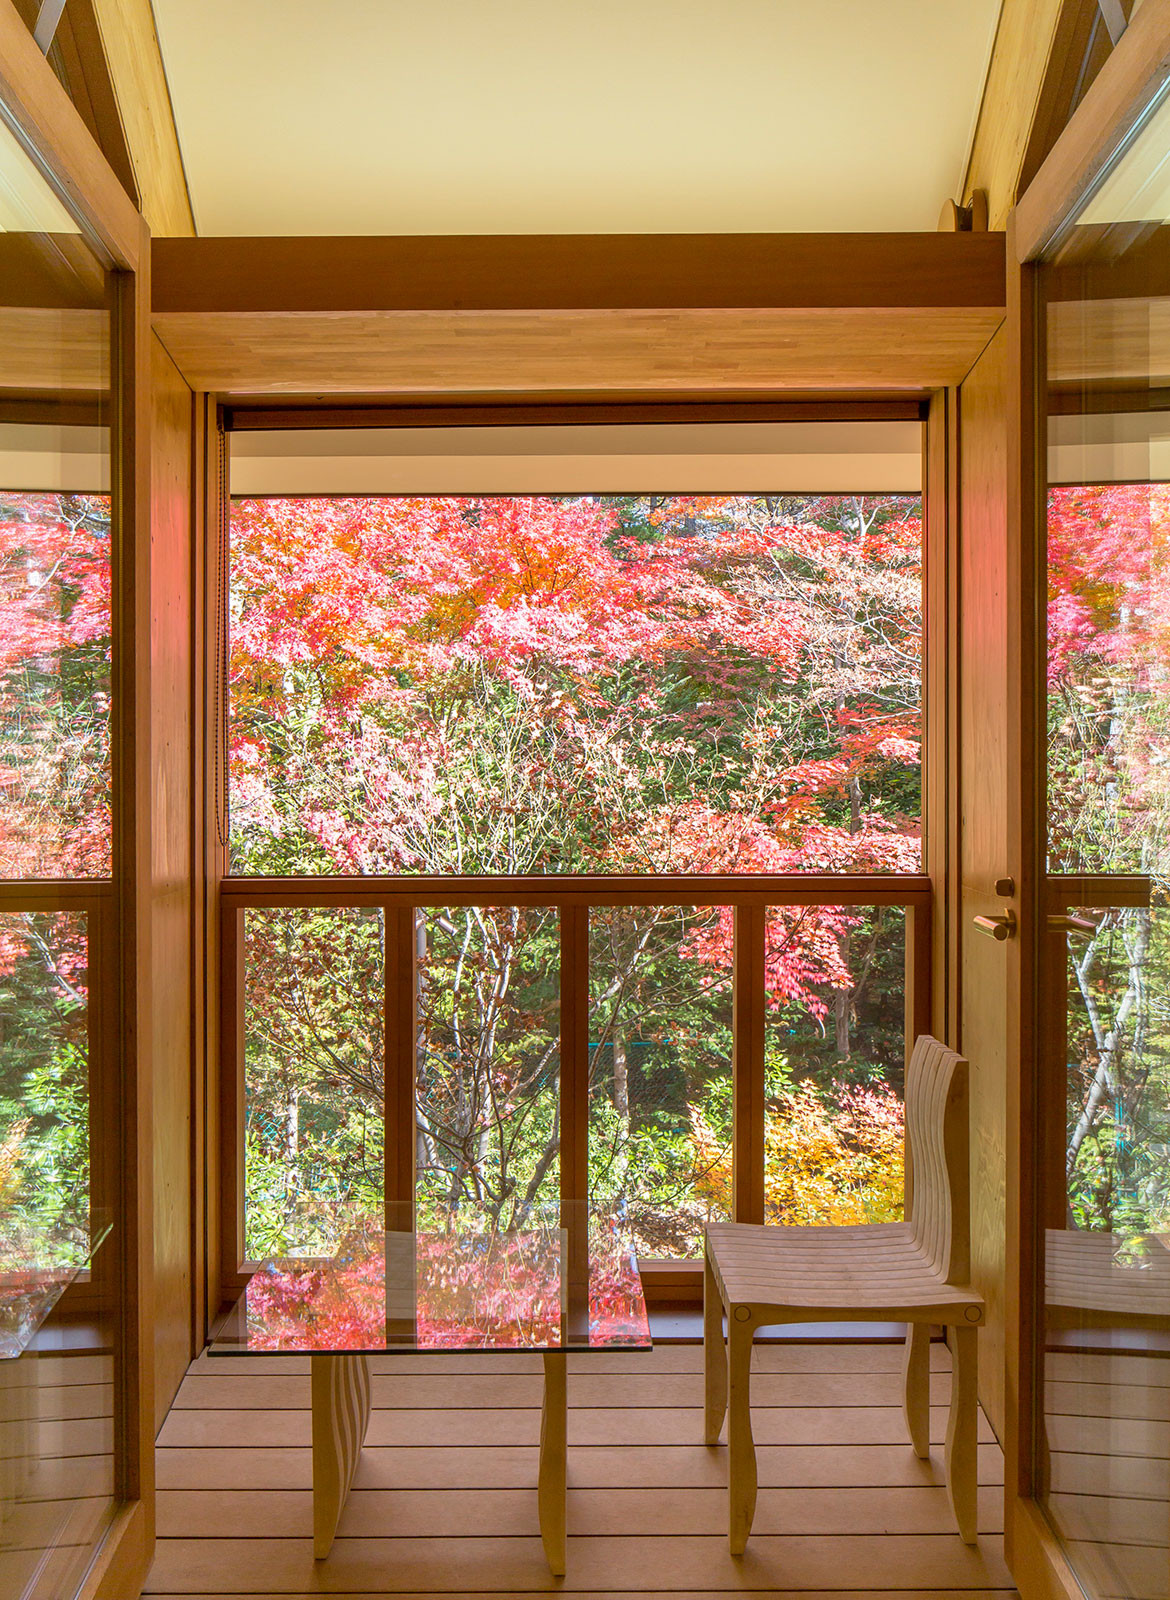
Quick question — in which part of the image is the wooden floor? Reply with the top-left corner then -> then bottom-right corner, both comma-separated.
146,1336 -> 1018,1599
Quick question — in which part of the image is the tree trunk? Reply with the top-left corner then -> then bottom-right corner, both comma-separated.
613,1026 -> 630,1198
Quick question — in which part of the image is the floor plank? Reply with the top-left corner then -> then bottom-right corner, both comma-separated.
147,1341 -> 1017,1599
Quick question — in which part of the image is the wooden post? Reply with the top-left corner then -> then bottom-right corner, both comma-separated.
383,905 -> 417,1234
732,902 -> 766,1224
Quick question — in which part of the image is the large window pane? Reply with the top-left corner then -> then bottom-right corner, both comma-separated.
1047,484 -> 1170,876
0,494 -> 111,879
242,907 -> 384,1258
0,911 -> 90,1242
416,905 -> 559,1232
762,904 -> 906,1226
588,905 -> 732,1258
229,494 -> 921,876
1044,905 -> 1170,1600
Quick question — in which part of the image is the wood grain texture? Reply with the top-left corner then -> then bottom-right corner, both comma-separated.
0,0 -> 141,266
150,333 -> 195,1430
150,307 -> 1006,399
957,328 -> 1010,1446
705,1039 -> 984,1552
145,1343 -> 1016,1598
310,1354 -> 372,1560
151,234 -> 1006,316
88,0 -> 194,236
963,0 -> 1069,229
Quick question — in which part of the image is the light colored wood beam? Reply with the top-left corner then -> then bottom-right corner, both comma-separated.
0,0 -> 141,265
962,0 -> 1074,230
89,0 -> 194,236
151,305 -> 1005,399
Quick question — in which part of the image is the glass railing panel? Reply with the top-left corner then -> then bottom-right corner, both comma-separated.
242,905 -> 385,1258
762,903 -> 906,1227
587,904 -> 732,1259
1043,903 -> 1170,1598
415,904 -> 560,1233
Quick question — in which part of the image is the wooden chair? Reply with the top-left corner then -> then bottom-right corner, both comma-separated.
703,1034 -> 984,1553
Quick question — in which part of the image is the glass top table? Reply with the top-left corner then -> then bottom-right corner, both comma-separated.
211,1218 -> 651,1356
209,1215 -> 652,1572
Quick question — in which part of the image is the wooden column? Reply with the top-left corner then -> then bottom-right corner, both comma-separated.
383,905 -> 417,1231
732,902 -> 766,1224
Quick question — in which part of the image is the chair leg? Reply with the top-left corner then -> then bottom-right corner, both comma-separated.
703,1250 -> 727,1446
727,1315 -> 757,1555
901,1320 -> 931,1459
944,1325 -> 978,1544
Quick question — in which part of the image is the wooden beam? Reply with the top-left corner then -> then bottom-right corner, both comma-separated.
151,305 -> 1005,399
962,0 -> 1076,230
150,233 -> 1004,398
1015,0 -> 1170,259
0,0 -> 141,265
152,233 -> 1005,315
87,0 -> 194,236
224,397 -> 927,430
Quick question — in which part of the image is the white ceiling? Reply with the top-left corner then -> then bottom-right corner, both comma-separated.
152,0 -> 1002,237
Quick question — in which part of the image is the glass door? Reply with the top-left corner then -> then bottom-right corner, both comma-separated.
1039,89 -> 1170,1600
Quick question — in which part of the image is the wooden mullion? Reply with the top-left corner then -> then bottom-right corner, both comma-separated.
383,905 -> 417,1232
904,900 -> 933,1064
558,904 -> 590,1221
217,901 -> 245,1303
1043,873 -> 1151,908
732,901 -> 766,1225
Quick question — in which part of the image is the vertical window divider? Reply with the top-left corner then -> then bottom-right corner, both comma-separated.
383,902 -> 417,1234
219,901 -> 245,1298
733,899 -> 766,1224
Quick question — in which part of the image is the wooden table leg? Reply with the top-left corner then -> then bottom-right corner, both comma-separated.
311,1352 -> 372,1559
538,1350 -> 567,1575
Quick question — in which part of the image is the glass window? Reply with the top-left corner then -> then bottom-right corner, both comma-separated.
228,493 -> 922,877
1041,81 -> 1170,1600
0,107 -> 115,1593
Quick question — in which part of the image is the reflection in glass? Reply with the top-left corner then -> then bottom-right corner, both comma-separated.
0,912 -> 90,1239
213,1214 -> 651,1354
588,905 -> 731,1258
0,100 -> 117,1599
0,492 -> 111,879
416,906 -> 559,1232
0,912 -> 113,1593
242,907 -> 385,1259
763,904 -> 906,1227
1047,485 -> 1170,877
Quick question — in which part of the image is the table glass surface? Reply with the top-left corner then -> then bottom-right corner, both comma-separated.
210,1216 -> 652,1355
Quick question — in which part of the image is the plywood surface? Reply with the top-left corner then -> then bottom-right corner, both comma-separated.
150,334 -> 195,1429
151,307 -> 1005,399
145,1340 -> 1018,1598
958,330 -> 1010,1446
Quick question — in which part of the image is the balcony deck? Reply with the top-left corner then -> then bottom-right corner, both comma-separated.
145,1331 -> 1016,1598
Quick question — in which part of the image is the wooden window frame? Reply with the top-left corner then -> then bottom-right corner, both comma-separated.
209,422 -> 937,1308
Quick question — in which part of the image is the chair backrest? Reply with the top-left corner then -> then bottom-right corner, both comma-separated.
905,1034 -> 971,1285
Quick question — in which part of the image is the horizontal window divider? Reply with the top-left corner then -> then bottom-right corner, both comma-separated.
1044,874 -> 1152,908
0,881 -> 112,909
219,873 -> 932,908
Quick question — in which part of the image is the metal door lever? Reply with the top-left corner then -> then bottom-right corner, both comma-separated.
974,911 -> 1016,941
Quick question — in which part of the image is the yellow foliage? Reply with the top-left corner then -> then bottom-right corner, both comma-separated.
691,1081 -> 904,1227
0,1118 -> 29,1211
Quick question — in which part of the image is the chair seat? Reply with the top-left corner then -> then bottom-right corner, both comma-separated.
705,1220 -> 983,1324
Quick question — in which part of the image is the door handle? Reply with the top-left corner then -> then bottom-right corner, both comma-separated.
974,911 -> 1016,941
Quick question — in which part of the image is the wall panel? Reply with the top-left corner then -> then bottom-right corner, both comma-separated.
958,326 -> 1010,1443
150,332 -> 195,1428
